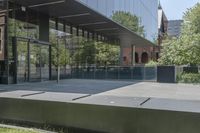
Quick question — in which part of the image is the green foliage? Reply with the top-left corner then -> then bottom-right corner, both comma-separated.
145,60 -> 158,67
182,3 -> 200,34
50,30 -> 120,67
112,11 -> 145,36
0,128 -> 38,133
159,3 -> 200,65
72,40 -> 120,66
177,73 -> 200,84
96,42 -> 120,66
159,34 -> 200,65
50,31 -> 70,67
72,40 -> 96,66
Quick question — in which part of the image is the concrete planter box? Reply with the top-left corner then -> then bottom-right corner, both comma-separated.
157,66 -> 176,83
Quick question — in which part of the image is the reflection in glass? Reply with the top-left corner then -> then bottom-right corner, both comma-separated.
41,45 -> 49,81
17,41 -> 28,83
30,44 -> 40,82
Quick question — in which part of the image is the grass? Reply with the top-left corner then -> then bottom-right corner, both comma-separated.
0,127 -> 39,133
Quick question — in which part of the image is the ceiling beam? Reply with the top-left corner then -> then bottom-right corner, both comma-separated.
59,13 -> 90,18
29,0 -> 65,8
79,21 -> 107,26
95,28 -> 119,31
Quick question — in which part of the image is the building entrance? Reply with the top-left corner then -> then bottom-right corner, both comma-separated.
13,37 -> 50,83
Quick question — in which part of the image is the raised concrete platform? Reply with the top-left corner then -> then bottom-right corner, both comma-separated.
0,79 -> 200,133
98,82 -> 200,100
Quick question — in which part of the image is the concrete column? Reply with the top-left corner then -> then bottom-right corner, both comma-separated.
131,45 -> 136,66
39,14 -> 49,42
120,44 -> 123,65
120,38 -> 132,66
138,53 -> 142,64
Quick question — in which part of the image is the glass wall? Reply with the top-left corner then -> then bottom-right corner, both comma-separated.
49,20 -> 72,79
16,38 -> 49,83
7,1 -> 49,83
48,19 -> 121,80
0,0 -> 8,84
4,0 -> 158,84
6,3 -> 120,83
80,0 -> 158,41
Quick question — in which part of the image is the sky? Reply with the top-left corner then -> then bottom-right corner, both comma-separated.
160,0 -> 200,20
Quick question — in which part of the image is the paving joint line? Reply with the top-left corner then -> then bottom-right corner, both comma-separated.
140,98 -> 151,106
72,94 -> 92,101
21,91 -> 46,97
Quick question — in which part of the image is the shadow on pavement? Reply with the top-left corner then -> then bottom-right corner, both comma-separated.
0,79 -> 138,94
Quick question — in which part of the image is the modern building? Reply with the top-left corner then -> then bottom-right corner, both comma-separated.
167,20 -> 183,37
0,0 -> 153,84
79,0 -> 158,41
79,0 -> 159,64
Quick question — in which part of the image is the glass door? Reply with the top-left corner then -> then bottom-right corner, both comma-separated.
15,37 -> 50,83
41,45 -> 49,81
29,43 -> 41,82
17,40 -> 28,83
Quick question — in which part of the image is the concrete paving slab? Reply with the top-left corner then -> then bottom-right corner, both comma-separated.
22,92 -> 89,102
141,98 -> 200,113
99,82 -> 200,100
0,90 -> 44,98
0,79 -> 200,101
76,95 -> 148,107
73,94 -> 200,113
0,79 -> 135,94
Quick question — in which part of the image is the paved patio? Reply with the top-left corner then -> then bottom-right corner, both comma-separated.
1,79 -> 200,133
0,79 -> 200,100
0,79 -> 135,94
99,82 -> 200,101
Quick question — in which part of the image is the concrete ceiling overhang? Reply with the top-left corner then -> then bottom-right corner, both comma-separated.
11,0 -> 155,47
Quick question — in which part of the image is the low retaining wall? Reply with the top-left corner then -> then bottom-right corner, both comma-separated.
0,97 -> 200,133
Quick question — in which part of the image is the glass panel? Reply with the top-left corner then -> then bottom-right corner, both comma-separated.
144,67 -> 157,81
106,66 -> 118,79
119,67 -> 132,79
41,45 -> 49,81
30,43 -> 41,82
17,41 -> 28,83
82,66 -> 95,79
95,66 -> 106,79
132,67 -> 144,80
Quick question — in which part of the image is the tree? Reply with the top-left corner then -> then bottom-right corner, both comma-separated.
72,40 -> 120,66
72,40 -> 96,66
182,3 -> 200,35
159,3 -> 200,65
50,30 -> 70,68
159,35 -> 200,65
96,42 -> 120,66
112,11 -> 145,36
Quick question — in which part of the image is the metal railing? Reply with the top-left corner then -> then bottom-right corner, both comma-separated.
51,66 -> 157,81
